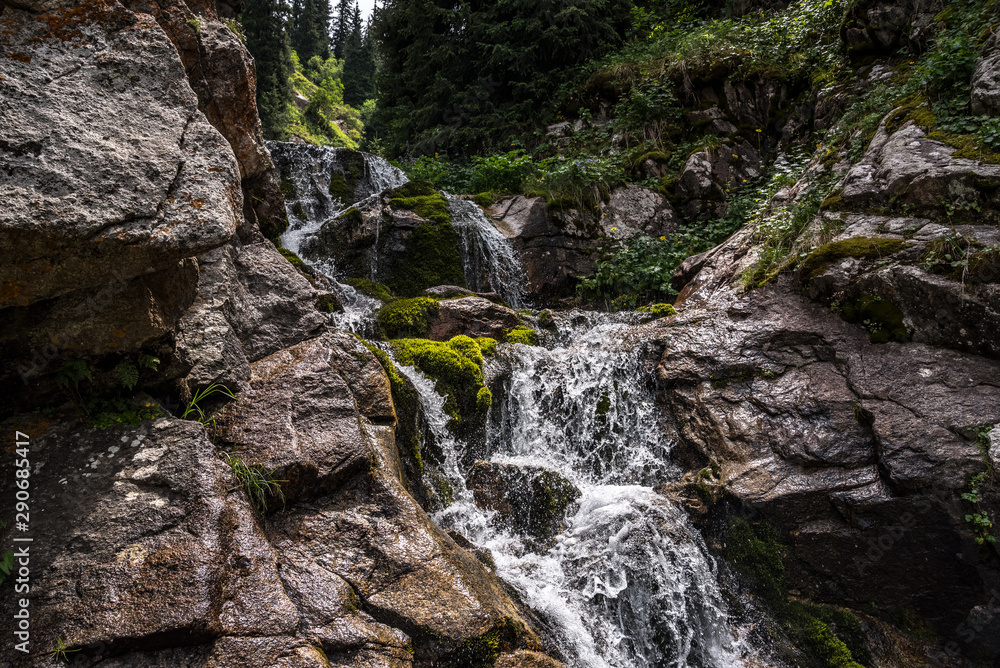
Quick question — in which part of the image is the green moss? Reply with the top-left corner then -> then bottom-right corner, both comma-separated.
472,192 -> 498,208
726,517 -> 872,668
839,294 -> 909,344
638,303 -> 677,319
316,294 -> 340,313
798,237 -> 906,280
380,182 -> 466,297
476,337 -> 498,357
376,297 -> 440,339
443,618 -> 521,668
278,247 -> 306,269
504,327 -> 539,346
390,336 -> 494,433
358,338 -> 424,473
820,191 -> 845,212
390,194 -> 452,225
800,618 -> 865,668
726,517 -> 786,606
344,278 -> 394,302
328,153 -> 367,203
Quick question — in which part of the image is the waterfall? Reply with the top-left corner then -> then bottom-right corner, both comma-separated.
393,315 -> 752,668
268,143 -> 529,328
268,142 -> 408,332
447,195 -> 527,308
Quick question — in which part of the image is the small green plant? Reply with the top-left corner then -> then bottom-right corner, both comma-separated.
114,354 -> 159,391
48,637 -> 80,663
224,452 -> 286,516
183,383 -> 236,427
962,471 -> 997,546
56,360 -> 92,410
223,18 -> 245,43
186,15 -> 202,33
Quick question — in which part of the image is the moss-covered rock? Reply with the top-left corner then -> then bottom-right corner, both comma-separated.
390,336 -> 495,433
798,237 -> 906,280
837,293 -> 909,344
466,462 -> 582,540
638,303 -> 677,319
344,277 -> 395,302
504,327 -> 539,346
278,247 -> 306,269
377,297 -> 441,339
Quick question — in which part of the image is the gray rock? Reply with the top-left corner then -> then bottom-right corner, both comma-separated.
428,296 -> 522,341
841,121 -> 1000,218
172,240 -> 328,393
603,185 -> 679,239
972,32 -> 1000,116
0,6 -> 240,309
990,427 -> 1000,469
467,462 -> 582,540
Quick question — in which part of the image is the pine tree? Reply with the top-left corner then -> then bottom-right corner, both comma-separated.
342,1 -> 375,106
291,0 -> 330,63
373,0 -> 633,155
242,0 -> 294,139
331,0 -> 353,59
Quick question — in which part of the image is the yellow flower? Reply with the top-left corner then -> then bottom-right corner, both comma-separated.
659,236 -> 666,241
611,227 -> 618,231
755,128 -> 762,133
435,153 -> 438,158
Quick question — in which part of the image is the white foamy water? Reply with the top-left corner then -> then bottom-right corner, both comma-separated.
448,195 -> 527,308
394,319 -> 752,668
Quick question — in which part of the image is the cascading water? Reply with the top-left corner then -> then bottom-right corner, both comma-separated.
447,195 -> 526,308
269,143 -> 528,321
394,315 -> 753,668
268,141 -> 409,331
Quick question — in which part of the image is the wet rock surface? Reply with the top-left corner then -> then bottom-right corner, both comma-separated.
428,296 -> 522,341
467,462 -> 582,541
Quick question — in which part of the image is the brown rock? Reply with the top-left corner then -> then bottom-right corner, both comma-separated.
428,297 -> 522,341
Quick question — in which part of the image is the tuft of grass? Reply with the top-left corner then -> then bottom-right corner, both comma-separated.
224,452 -> 286,516
183,383 -> 236,428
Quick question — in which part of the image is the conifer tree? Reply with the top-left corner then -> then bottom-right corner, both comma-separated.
242,0 -> 295,139
291,0 -> 331,63
374,0 -> 632,155
342,1 -> 376,106
331,0 -> 353,59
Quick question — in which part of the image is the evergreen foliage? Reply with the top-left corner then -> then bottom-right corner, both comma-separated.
242,0 -> 295,139
291,0 -> 331,64
373,0 -> 633,155
342,2 -> 377,107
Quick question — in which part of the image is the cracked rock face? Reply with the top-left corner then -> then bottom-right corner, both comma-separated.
0,0 -> 242,309
663,114 -> 1000,655
0,333 -> 554,666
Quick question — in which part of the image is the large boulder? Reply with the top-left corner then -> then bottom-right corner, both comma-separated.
840,121 -> 1000,221
0,0 -> 241,309
972,32 -> 1000,116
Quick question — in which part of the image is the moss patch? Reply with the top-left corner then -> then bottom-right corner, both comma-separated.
328,150 -> 366,202
383,181 -> 466,297
358,338 -> 423,473
278,247 -> 307,269
798,237 -> 906,280
376,297 -> 440,339
442,618 -> 521,668
638,303 -> 677,319
472,192 -> 498,208
725,517 -> 871,668
344,278 -> 394,302
476,337 -> 498,357
504,327 -> 539,346
390,336 -> 495,433
838,293 -> 909,344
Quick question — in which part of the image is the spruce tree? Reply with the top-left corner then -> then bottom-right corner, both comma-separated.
331,0 -> 353,59
342,1 -> 375,107
374,0 -> 633,155
291,0 -> 331,63
242,0 -> 294,139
